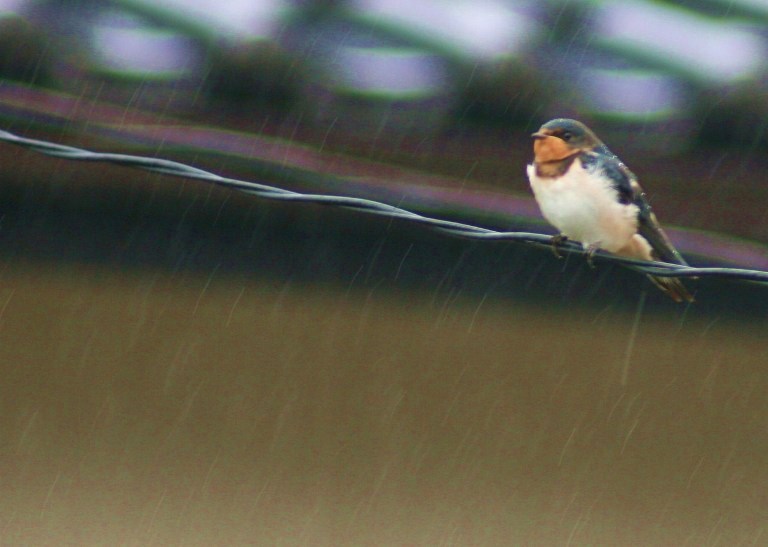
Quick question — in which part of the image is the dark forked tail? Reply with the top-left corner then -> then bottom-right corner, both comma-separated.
647,275 -> 694,303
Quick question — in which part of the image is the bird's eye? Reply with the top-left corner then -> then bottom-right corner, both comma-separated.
561,131 -> 573,142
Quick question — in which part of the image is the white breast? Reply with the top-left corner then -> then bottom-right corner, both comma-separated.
526,160 -> 639,252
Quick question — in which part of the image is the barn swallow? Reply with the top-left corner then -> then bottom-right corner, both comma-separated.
526,118 -> 693,303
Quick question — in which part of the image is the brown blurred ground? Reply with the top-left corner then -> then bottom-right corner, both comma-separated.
0,262 -> 765,545
1,87 -> 767,546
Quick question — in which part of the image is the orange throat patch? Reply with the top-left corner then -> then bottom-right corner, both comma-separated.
533,136 -> 580,178
533,135 -> 578,163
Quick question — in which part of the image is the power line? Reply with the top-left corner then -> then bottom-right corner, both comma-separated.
1,128 -> 766,284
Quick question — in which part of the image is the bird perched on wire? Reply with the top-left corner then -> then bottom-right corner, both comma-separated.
526,118 -> 693,303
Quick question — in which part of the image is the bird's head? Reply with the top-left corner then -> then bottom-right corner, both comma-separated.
531,118 -> 602,163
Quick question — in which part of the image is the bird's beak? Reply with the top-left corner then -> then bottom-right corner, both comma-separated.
531,131 -> 548,139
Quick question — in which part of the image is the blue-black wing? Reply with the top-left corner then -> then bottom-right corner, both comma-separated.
581,149 -> 687,266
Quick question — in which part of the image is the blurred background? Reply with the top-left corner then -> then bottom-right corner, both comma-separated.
0,0 -> 767,544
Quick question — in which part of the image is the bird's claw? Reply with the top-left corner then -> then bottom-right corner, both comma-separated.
585,244 -> 600,269
550,234 -> 568,259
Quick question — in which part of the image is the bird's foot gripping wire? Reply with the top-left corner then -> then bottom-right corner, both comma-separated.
550,234 -> 568,259
585,243 -> 601,269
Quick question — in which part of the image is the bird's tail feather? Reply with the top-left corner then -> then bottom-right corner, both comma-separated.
647,275 -> 694,303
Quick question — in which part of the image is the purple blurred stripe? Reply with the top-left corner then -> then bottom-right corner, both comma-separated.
0,81 -> 766,269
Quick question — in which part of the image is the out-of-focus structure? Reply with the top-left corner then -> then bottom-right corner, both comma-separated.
1,1 -> 767,544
